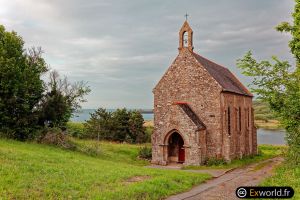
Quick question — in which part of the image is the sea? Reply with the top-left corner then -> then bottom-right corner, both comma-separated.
71,109 -> 154,122
71,109 -> 286,145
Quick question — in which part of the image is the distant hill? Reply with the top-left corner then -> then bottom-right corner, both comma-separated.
253,100 -> 282,129
253,100 -> 279,121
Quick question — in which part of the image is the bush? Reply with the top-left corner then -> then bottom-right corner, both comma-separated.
144,126 -> 153,143
73,141 -> 102,157
66,122 -> 86,138
138,146 -> 152,160
205,157 -> 227,166
37,127 -> 75,150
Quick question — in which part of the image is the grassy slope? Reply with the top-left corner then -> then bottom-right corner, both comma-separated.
261,163 -> 300,199
0,139 -> 211,200
70,138 -> 150,166
184,145 -> 285,170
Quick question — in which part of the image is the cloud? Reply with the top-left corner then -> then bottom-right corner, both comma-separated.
0,0 -> 295,108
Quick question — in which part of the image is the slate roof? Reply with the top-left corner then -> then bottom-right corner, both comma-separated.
193,52 -> 253,97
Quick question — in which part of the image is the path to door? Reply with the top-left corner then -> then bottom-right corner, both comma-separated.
166,156 -> 284,200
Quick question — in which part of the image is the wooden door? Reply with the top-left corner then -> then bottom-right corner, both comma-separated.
178,147 -> 185,163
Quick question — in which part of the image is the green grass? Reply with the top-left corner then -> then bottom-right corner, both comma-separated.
183,145 -> 286,170
261,162 -> 300,199
0,139 -> 211,199
70,138 -> 150,166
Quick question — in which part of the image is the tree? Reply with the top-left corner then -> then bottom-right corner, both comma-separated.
0,25 -> 48,140
84,108 -> 113,139
237,0 -> 300,164
38,70 -> 90,128
0,24 -> 90,140
128,111 -> 147,143
112,108 -> 131,142
84,108 -> 147,143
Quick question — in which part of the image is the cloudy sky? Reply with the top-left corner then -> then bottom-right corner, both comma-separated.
0,0 -> 295,109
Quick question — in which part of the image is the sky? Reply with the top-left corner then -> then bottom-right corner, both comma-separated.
0,0 -> 295,109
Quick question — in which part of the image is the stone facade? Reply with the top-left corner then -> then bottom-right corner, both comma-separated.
151,21 -> 257,166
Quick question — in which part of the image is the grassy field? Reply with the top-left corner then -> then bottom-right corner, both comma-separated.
261,163 -> 300,199
70,138 -> 150,166
184,145 -> 286,170
0,139 -> 211,200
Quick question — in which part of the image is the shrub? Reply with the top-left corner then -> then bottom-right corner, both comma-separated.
37,127 -> 75,150
74,141 -> 102,157
138,146 -> 152,160
205,157 -> 227,166
66,122 -> 86,138
144,126 -> 153,143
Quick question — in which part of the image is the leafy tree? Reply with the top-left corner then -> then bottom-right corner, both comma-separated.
0,24 -> 90,140
38,70 -> 90,128
129,111 -> 147,143
84,108 -> 113,140
84,108 -> 147,143
0,25 -> 47,140
237,0 -> 300,164
112,108 -> 131,142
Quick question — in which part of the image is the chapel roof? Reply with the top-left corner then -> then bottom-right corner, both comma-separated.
192,52 -> 253,97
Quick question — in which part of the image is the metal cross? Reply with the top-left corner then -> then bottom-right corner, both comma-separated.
184,13 -> 189,21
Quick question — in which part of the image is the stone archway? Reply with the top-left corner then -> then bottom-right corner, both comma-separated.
167,132 -> 185,163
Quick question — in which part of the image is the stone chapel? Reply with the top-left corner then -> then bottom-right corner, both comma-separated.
151,20 -> 257,166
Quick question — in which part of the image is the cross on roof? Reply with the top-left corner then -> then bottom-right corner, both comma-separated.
184,13 -> 189,21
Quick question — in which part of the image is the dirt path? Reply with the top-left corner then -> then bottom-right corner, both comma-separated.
166,157 -> 284,200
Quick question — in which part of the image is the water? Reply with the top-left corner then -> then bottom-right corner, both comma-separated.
71,109 -> 286,145
71,109 -> 154,122
257,129 -> 286,145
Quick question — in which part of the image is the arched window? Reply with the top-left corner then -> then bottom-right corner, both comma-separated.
183,32 -> 188,47
227,106 -> 231,135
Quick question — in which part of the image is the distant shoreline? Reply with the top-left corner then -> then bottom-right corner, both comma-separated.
72,109 -> 283,131
76,109 -> 153,114
144,120 -> 283,131
254,120 -> 283,130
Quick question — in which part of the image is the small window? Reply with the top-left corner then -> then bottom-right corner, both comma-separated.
227,106 -> 231,135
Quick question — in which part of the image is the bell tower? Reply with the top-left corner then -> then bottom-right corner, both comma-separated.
178,20 -> 194,52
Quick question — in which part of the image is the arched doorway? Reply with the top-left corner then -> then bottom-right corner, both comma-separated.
168,132 -> 185,163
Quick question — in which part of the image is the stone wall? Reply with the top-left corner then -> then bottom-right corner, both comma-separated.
152,45 -> 257,166
221,92 -> 257,161
152,48 -> 223,165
